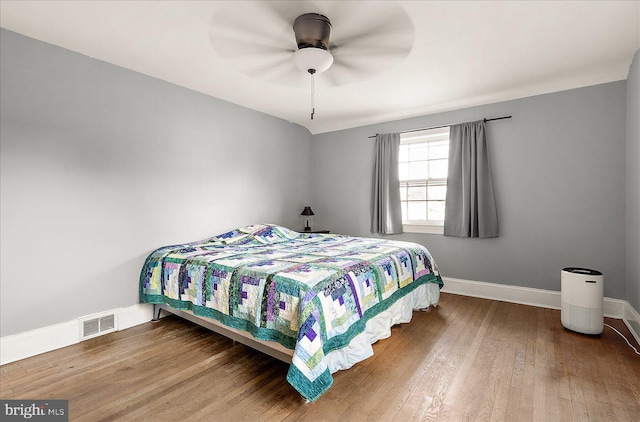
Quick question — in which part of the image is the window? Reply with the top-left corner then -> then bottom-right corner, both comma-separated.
399,127 -> 449,234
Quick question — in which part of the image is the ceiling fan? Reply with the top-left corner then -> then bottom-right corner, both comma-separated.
209,1 -> 415,118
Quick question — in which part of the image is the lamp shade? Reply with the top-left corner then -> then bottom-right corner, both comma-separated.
300,206 -> 315,216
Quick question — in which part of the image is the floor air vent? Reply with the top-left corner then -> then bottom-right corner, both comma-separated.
79,311 -> 118,340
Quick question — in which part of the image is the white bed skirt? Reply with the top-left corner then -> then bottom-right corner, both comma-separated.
326,281 -> 440,373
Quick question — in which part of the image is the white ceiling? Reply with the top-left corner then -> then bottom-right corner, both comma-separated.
1,1 -> 639,134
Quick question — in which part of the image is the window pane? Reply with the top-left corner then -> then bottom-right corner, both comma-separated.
408,201 -> 427,220
399,145 -> 409,162
399,184 -> 407,201
408,162 -> 428,179
399,162 -> 408,180
429,159 -> 448,178
410,143 -> 429,160
428,185 -> 447,200
430,143 -> 449,159
428,201 -> 445,222
407,185 -> 426,200
400,129 -> 449,225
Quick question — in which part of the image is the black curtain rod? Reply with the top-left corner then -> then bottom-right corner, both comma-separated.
368,115 -> 512,138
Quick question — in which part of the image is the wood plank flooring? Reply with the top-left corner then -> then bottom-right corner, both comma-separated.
2,293 -> 639,421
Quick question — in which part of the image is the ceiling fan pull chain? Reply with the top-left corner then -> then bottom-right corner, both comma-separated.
309,69 -> 316,120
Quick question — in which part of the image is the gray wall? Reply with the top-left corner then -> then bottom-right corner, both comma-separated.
627,50 -> 640,313
311,82 -> 627,299
0,30 -> 312,336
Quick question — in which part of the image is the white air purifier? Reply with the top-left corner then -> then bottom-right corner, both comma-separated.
561,267 -> 603,335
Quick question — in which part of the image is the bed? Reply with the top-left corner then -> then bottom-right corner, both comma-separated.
139,224 -> 443,401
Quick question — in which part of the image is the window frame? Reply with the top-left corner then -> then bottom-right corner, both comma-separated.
399,126 -> 450,234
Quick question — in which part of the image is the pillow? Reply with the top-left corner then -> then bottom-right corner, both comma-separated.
272,225 -> 300,240
252,225 -> 300,244
238,224 -> 270,235
216,224 -> 300,245
215,228 -> 255,245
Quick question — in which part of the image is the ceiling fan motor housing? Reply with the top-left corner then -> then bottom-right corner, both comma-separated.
293,13 -> 332,50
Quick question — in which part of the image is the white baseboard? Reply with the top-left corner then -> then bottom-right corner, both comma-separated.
622,302 -> 640,346
119,303 -> 154,330
0,303 -> 153,366
441,276 -> 640,345
441,277 -> 564,311
0,320 -> 79,367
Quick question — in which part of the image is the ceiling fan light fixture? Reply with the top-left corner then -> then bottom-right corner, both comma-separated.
292,47 -> 334,74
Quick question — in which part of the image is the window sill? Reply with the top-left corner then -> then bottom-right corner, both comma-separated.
402,224 -> 444,235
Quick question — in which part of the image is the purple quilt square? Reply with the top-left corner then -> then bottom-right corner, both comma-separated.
305,328 -> 317,342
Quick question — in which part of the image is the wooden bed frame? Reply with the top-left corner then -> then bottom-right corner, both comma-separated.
152,303 -> 293,363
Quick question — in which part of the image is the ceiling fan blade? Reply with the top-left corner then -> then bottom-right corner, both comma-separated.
330,26 -> 412,51
332,45 -> 412,62
265,65 -> 307,86
323,1 -> 414,86
328,1 -> 414,47
209,2 -> 299,83
209,1 -> 297,57
210,26 -> 292,57
228,49 -> 293,72
321,63 -> 356,87
322,45 -> 409,87
227,52 -> 307,87
211,38 -> 294,60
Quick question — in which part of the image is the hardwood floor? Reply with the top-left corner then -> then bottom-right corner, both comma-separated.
2,293 -> 639,421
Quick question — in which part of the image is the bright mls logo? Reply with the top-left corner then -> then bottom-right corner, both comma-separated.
1,400 -> 68,421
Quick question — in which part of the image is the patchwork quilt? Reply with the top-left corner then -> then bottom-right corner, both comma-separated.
139,224 -> 443,401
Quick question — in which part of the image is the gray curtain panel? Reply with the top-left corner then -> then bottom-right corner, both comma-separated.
371,133 -> 403,235
444,120 -> 499,238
